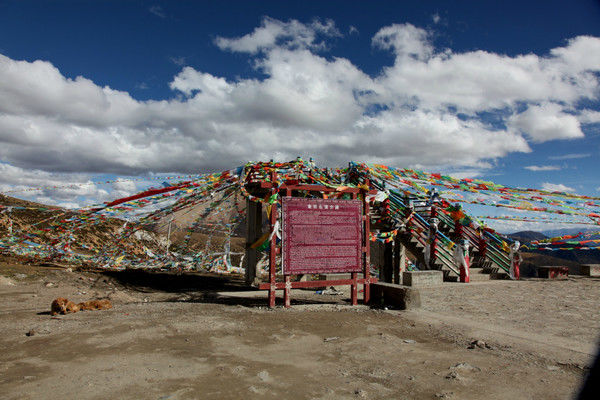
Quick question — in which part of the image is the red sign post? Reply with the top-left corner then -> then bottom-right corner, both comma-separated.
255,177 -> 376,308
282,198 -> 363,275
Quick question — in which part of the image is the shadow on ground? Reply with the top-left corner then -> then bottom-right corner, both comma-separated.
98,269 -> 350,308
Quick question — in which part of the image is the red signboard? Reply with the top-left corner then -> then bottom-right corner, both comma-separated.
282,197 -> 363,275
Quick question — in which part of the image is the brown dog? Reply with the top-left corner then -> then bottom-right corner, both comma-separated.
50,298 -> 112,315
78,299 -> 113,311
50,297 -> 80,316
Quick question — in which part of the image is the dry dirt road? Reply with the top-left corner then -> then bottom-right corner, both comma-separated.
0,262 -> 598,400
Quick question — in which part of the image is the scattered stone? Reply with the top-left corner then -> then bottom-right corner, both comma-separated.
318,286 -> 344,295
248,386 -> 265,394
15,273 -> 27,279
324,336 -> 340,342
232,365 -> 245,375
25,329 -> 35,337
354,388 -> 367,398
547,365 -> 560,371
408,376 -> 415,381
0,276 -> 16,286
435,391 -> 454,399
451,362 -> 480,372
468,340 -> 490,349
445,371 -> 462,380
403,339 -> 416,344
23,376 -> 36,380
65,268 -> 72,272
257,370 -> 272,382
44,282 -> 54,287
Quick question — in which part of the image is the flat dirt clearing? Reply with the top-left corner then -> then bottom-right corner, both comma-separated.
1,261 -> 598,399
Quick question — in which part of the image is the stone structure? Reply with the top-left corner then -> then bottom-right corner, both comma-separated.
402,270 -> 443,287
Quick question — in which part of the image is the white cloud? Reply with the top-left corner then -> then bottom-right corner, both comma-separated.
373,27 -> 600,113
524,165 -> 561,171
169,56 -> 186,66
578,109 -> 600,124
169,67 -> 232,97
548,153 -> 591,160
550,36 -> 600,72
111,180 -> 138,199
0,163 -> 112,207
372,23 -> 432,61
541,182 -> 575,193
214,17 -> 341,54
485,218 -> 593,234
508,103 -> 583,142
432,14 -> 441,24
149,5 -> 166,19
0,18 -> 599,206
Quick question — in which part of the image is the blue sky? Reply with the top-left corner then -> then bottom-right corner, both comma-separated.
0,0 -> 599,221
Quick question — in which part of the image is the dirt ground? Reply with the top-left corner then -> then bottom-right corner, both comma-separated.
0,261 -> 598,400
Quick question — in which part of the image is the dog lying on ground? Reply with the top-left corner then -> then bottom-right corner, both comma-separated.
50,297 -> 112,315
78,299 -> 113,311
50,297 -> 79,315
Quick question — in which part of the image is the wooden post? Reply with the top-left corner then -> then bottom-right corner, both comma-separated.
363,179 -> 371,304
268,170 -> 278,308
245,198 -> 262,286
284,188 -> 292,308
351,191 -> 358,306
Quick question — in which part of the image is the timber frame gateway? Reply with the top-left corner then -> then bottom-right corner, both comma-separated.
244,168 -> 377,308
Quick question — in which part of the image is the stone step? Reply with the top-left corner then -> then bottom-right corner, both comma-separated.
468,272 -> 491,281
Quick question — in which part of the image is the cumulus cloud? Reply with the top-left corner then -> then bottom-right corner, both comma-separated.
0,19 -> 599,206
524,165 -> 561,171
578,109 -> 600,124
508,103 -> 583,142
214,17 -> 341,54
0,163 -> 111,207
541,182 -> 575,193
372,23 -> 433,61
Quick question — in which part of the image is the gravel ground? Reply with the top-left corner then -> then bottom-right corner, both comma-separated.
0,261 -> 597,399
